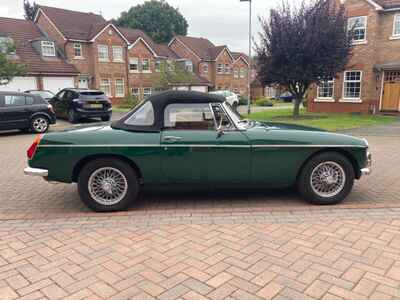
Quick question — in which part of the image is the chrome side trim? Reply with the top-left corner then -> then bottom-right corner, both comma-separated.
37,144 -> 368,148
24,167 -> 48,177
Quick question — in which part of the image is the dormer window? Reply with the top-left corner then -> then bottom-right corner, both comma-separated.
41,41 -> 56,57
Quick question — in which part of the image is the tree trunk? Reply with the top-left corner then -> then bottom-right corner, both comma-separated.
293,97 -> 302,119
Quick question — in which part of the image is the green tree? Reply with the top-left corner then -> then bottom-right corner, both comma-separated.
23,0 -> 39,21
153,61 -> 197,91
0,41 -> 27,85
117,0 -> 188,43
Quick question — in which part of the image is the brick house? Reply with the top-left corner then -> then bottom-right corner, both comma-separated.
0,17 -> 79,92
169,36 -> 250,96
308,0 -> 400,114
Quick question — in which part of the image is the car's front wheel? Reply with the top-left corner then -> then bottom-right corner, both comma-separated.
297,152 -> 355,205
30,116 -> 49,133
78,158 -> 139,212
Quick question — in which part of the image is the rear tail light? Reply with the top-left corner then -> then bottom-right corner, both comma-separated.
27,134 -> 43,160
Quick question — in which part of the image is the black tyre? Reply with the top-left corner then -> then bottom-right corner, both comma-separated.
30,116 -> 49,133
78,158 -> 139,212
297,152 -> 355,205
101,115 -> 111,122
68,109 -> 78,123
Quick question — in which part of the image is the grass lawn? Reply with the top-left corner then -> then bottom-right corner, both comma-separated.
113,106 -> 132,113
247,108 -> 398,131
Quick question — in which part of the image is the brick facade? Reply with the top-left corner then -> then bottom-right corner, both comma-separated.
309,0 -> 400,113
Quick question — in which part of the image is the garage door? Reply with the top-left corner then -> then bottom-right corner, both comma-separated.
0,77 -> 37,92
43,77 -> 75,94
190,86 -> 208,93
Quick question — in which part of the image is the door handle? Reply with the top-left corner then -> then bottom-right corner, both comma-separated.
163,136 -> 183,142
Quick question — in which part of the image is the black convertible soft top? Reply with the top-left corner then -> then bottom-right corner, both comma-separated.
111,90 -> 225,132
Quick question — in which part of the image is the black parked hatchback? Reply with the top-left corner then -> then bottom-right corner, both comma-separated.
0,92 -> 56,133
49,89 -> 112,123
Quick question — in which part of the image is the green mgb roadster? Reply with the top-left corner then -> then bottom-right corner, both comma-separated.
24,91 -> 371,212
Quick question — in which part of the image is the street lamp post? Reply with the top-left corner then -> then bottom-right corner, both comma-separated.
240,0 -> 252,115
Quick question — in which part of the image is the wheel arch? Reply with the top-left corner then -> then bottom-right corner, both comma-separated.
296,148 -> 361,181
72,154 -> 143,183
30,112 -> 51,122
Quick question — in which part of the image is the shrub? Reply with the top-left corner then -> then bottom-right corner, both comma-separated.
255,98 -> 274,107
118,94 -> 139,109
303,100 -> 308,108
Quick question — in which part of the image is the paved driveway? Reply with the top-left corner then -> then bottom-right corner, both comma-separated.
0,122 -> 399,299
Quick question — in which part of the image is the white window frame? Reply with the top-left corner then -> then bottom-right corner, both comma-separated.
73,43 -> 83,58
143,87 -> 152,99
99,79 -> 111,96
142,58 -> 151,73
348,16 -> 367,44
41,41 -> 56,57
112,46 -> 124,63
392,14 -> 400,38
225,64 -> 231,74
240,68 -> 246,78
185,60 -> 193,72
98,45 -> 109,62
167,60 -> 175,72
129,57 -> 139,73
155,60 -> 161,72
233,69 -> 239,79
341,70 -> 363,103
316,79 -> 335,102
203,64 -> 208,74
115,78 -> 125,97
217,64 -> 224,74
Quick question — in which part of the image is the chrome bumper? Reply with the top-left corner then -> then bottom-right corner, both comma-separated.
361,151 -> 372,176
361,168 -> 371,176
24,167 -> 48,177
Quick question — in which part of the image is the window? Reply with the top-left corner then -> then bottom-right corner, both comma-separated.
142,58 -> 151,72
203,64 -> 208,74
74,43 -> 82,58
26,96 -> 34,105
233,69 -> 239,79
99,79 -> 111,96
131,87 -> 140,98
41,41 -> 56,57
155,60 -> 161,72
167,60 -> 175,72
348,16 -> 367,43
112,46 -> 123,62
124,101 -> 154,126
143,87 -> 152,99
164,103 -> 215,130
115,79 -> 125,97
317,79 -> 334,99
4,95 -> 27,106
98,45 -> 109,62
185,60 -> 193,72
343,71 -> 362,100
240,68 -> 246,78
265,86 -> 277,98
225,64 -> 231,74
211,103 -> 235,131
129,57 -> 139,72
393,15 -> 400,37
217,64 -> 224,74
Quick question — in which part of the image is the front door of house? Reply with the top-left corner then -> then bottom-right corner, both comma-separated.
382,71 -> 400,111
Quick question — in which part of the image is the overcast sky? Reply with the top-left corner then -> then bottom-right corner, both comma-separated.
0,0 -> 303,53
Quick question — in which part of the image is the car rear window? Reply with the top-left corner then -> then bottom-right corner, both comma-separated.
79,91 -> 107,100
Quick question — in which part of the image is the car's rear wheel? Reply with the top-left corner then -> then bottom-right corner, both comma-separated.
68,109 -> 78,123
78,158 -> 139,212
297,152 -> 355,205
30,116 -> 49,133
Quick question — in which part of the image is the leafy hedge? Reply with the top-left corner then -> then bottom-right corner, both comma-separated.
255,98 -> 274,107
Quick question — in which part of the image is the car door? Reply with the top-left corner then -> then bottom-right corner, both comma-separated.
160,102 -> 251,186
50,90 -> 71,118
0,94 -> 30,130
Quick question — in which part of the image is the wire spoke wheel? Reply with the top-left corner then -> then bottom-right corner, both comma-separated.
32,118 -> 48,132
310,161 -> 346,198
88,167 -> 128,206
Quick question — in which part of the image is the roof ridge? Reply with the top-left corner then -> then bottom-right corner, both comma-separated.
39,5 -> 103,17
